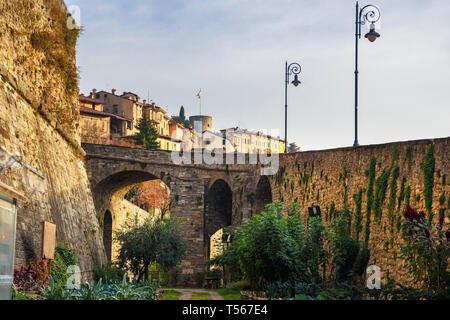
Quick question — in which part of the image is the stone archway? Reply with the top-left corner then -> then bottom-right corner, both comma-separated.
254,175 -> 272,216
92,170 -> 169,262
204,179 -> 232,260
103,210 -> 112,261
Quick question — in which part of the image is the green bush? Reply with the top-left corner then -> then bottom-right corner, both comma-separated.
115,217 -> 187,281
234,202 -> 309,289
50,245 -> 77,286
93,263 -> 125,283
208,201 -> 368,293
226,279 -> 252,291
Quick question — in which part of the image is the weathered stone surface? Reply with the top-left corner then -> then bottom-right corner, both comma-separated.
83,144 -> 262,286
0,0 -> 106,281
84,138 -> 448,287
271,138 -> 449,286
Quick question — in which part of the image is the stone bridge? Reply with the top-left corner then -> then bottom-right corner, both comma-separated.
82,143 -> 273,286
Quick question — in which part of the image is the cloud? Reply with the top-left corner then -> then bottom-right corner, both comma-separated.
69,0 -> 450,150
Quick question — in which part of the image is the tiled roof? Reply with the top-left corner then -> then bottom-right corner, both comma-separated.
79,94 -> 104,105
80,106 -> 132,122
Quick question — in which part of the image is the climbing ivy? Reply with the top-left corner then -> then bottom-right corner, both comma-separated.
397,176 -> 407,210
422,144 -> 435,223
329,201 -> 336,222
387,166 -> 400,231
405,145 -> 412,170
275,166 -> 286,186
364,157 -> 376,247
353,188 -> 363,240
374,167 -> 391,222
391,146 -> 399,166
404,185 -> 411,206
439,192 -> 446,206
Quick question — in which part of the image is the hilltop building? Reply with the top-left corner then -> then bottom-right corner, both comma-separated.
220,127 -> 285,154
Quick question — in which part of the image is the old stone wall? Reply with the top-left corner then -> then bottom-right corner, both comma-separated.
0,0 -> 106,280
82,144 -> 261,286
273,137 -> 449,286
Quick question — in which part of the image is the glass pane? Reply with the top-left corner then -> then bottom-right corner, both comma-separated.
0,283 -> 12,300
0,198 -> 15,278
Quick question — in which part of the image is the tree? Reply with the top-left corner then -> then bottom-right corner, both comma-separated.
134,116 -> 160,150
172,106 -> 191,128
115,217 -> 187,282
288,142 -> 300,153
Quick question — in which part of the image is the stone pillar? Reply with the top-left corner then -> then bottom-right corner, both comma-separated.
169,177 -> 205,287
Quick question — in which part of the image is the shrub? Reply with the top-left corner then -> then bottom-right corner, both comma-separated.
50,245 -> 77,286
398,205 -> 449,291
115,217 -> 187,281
233,202 -> 308,289
93,263 -> 125,283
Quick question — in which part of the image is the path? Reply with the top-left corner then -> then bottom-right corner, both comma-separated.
172,288 -> 224,300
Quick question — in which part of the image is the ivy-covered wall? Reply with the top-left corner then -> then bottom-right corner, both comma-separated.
272,137 -> 449,286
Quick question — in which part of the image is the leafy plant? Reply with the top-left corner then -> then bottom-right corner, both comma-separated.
398,205 -> 449,291
51,245 -> 77,286
115,216 -> 187,281
93,263 -> 125,283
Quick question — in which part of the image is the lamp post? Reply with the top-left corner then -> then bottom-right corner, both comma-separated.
285,61 -> 302,153
354,2 -> 381,147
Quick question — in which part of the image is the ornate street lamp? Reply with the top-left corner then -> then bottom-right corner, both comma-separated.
354,2 -> 381,147
285,61 -> 302,153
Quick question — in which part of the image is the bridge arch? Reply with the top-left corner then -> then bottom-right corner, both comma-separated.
82,143 -> 261,286
204,179 -> 232,260
254,175 -> 272,216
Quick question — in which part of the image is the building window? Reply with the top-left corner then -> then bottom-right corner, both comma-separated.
0,194 -> 17,300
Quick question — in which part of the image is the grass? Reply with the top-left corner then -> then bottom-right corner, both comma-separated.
214,288 -> 242,300
159,289 -> 182,300
159,287 -> 242,300
190,293 -> 213,300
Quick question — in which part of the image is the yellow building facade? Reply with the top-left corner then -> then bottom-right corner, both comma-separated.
220,127 -> 286,154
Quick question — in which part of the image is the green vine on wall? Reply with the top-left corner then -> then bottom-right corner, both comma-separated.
405,145 -> 412,171
364,157 -> 376,247
391,146 -> 399,166
353,188 -> 363,240
404,185 -> 411,206
421,144 -> 435,224
387,166 -> 400,231
397,177 -> 407,210
374,167 -> 391,222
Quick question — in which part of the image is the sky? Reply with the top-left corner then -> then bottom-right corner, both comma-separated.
65,0 -> 450,151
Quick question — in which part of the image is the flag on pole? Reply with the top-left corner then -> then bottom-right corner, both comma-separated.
196,89 -> 201,99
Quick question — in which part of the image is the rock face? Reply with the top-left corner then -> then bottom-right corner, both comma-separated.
272,138 -> 449,286
0,0 -> 106,280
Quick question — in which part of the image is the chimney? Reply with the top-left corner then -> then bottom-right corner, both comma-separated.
92,88 -> 97,96
111,88 -> 116,95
